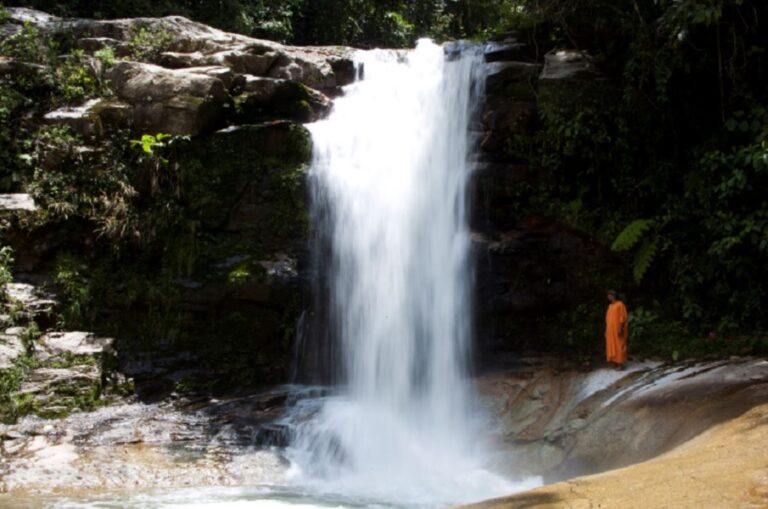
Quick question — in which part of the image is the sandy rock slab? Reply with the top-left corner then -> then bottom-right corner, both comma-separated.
463,402 -> 768,509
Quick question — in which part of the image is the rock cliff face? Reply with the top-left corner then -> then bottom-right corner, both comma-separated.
0,8 -> 355,412
472,41 -> 617,362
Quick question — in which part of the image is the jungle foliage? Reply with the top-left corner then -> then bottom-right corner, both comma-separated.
509,0 -> 768,354
8,0 -> 523,47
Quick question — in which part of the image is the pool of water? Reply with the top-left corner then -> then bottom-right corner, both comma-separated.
19,475 -> 542,509
27,487 -> 376,509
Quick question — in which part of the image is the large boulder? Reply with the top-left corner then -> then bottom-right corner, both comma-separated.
106,61 -> 232,135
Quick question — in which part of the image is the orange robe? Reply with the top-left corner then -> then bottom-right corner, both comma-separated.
605,300 -> 628,365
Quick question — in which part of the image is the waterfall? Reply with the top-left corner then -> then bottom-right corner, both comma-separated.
287,40 -> 526,507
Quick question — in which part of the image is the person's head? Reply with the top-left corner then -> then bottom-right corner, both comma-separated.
607,289 -> 618,303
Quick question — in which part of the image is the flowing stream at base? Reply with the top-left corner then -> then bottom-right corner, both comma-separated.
285,40 -> 533,507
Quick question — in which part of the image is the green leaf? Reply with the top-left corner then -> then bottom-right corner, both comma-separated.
612,219 -> 653,251
633,236 -> 659,283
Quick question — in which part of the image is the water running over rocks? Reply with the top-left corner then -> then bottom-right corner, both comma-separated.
286,40 -> 530,507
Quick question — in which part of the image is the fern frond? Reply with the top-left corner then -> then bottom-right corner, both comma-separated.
633,236 -> 659,283
612,219 -> 653,251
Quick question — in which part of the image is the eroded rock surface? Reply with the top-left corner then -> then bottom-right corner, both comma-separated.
477,357 -> 768,482
0,388 -> 298,494
463,401 -> 768,509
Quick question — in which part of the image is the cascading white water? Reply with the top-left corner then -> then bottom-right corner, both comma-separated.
287,40 -> 537,507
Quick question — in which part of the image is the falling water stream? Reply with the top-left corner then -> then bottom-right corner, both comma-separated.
285,40 -> 533,507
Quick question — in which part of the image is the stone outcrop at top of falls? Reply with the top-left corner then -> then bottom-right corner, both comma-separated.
2,7 -> 354,137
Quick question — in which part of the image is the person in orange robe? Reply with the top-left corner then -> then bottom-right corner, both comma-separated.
605,289 -> 628,369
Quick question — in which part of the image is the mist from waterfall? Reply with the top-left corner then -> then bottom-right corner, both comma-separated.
287,40 -> 535,507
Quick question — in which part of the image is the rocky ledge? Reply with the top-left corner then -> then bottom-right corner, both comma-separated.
465,402 -> 768,508
1,357 -> 766,501
477,357 -> 768,482
3,7 -> 355,137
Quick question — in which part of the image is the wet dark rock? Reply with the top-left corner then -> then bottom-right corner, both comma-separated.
254,422 -> 290,447
485,62 -> 541,97
473,42 -> 618,359
329,57 -> 356,87
483,41 -> 530,63
235,77 -> 331,124
473,218 -> 614,356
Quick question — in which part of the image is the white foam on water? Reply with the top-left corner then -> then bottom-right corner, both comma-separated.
286,40 -> 536,507
42,487 -> 358,509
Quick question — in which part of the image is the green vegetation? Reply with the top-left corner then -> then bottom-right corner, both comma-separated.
93,45 -> 117,66
0,3 -> 10,23
492,0 -> 768,358
0,21 -> 113,192
0,246 -> 13,301
128,25 -> 174,61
